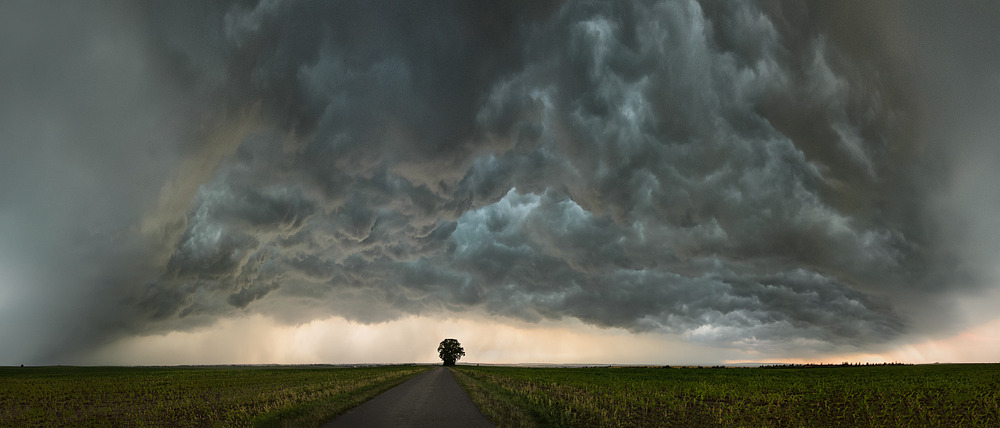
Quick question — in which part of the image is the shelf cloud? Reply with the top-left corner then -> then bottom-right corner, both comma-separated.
2,0 -> 998,363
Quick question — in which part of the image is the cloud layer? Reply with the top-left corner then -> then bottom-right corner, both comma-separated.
2,0 -> 994,363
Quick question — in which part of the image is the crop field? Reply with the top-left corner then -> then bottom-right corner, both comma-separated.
453,364 -> 1000,427
0,364 -> 429,427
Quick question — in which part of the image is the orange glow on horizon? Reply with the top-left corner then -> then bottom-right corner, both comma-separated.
727,317 -> 1000,366
85,314 -> 1000,366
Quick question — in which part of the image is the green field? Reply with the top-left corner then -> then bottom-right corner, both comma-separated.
452,364 -> 1000,427
6,363 -> 999,427
0,364 -> 429,427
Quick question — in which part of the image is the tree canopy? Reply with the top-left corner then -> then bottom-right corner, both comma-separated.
437,338 -> 465,366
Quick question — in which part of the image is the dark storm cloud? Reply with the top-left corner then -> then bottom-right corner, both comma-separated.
129,0 -> 927,346
2,0 -> 990,362
0,1 -> 214,362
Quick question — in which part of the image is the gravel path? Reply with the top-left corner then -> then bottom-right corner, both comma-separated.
322,366 -> 494,428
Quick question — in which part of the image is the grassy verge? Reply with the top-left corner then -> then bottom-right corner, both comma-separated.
450,366 -> 537,427
453,364 -> 1000,427
0,364 -> 430,427
253,365 -> 430,427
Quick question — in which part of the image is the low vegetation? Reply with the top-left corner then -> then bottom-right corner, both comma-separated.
0,364 -> 429,427
453,364 -> 1000,427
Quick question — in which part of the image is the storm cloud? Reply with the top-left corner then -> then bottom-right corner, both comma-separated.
2,0 -> 996,363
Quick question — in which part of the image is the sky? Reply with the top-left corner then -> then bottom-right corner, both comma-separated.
1,0 -> 999,366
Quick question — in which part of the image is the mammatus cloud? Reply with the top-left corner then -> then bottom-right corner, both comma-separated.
1,0 -> 994,363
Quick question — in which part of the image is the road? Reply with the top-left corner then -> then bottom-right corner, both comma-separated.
322,366 -> 494,428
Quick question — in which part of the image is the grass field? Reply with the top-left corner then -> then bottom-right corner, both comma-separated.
0,364 -> 429,427
453,364 -> 1000,427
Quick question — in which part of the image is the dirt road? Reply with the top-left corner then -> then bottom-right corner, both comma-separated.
322,366 -> 494,428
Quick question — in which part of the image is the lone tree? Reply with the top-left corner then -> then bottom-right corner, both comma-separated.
437,338 -> 465,366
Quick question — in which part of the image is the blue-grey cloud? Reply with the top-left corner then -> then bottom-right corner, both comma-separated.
2,0 -> 995,363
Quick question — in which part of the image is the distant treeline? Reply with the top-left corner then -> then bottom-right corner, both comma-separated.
760,362 -> 912,369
